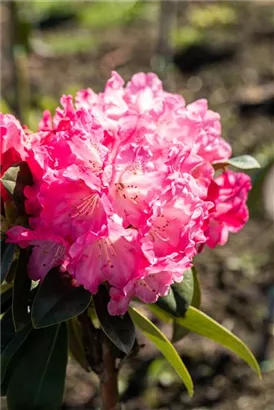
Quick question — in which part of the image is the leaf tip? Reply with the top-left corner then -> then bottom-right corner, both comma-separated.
188,385 -> 194,397
253,361 -> 262,379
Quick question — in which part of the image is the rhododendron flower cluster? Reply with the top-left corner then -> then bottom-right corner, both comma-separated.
1,72 -> 251,315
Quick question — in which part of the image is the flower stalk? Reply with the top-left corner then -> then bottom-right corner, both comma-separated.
78,311 -> 121,409
99,335 -> 121,410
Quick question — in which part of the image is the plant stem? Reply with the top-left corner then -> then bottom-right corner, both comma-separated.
99,335 -> 121,410
79,311 -> 121,410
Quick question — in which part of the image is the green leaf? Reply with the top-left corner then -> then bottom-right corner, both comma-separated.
129,307 -> 194,397
175,306 -> 261,377
5,257 -> 19,284
31,268 -> 92,328
94,285 -> 136,355
1,324 -> 32,383
1,282 -> 13,294
1,166 -> 19,196
148,303 -> 173,323
1,284 -> 13,314
1,162 -> 33,208
67,317 -> 90,372
1,371 -> 9,396
0,309 -> 16,396
1,308 -> 16,354
156,268 -> 194,317
1,243 -> 17,284
7,323 -> 68,410
191,266 -> 201,308
0,310 -> 32,395
248,157 -> 274,215
172,267 -> 201,342
12,249 -> 32,331
216,155 -> 260,170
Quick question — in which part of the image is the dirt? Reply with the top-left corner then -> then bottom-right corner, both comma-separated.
1,1 -> 274,410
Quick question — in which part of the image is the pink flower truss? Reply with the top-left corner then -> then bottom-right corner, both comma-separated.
2,72 -> 251,315
0,113 -> 27,200
204,171 -> 251,248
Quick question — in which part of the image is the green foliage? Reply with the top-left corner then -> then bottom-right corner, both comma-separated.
1,243 -> 17,284
39,95 -> 58,114
213,155 -> 261,173
1,309 -> 31,396
31,268 -> 92,328
67,317 -> 90,371
94,285 -> 136,355
42,32 -> 96,56
12,250 -> 32,331
19,0 -> 77,23
190,267 -> 201,308
129,307 -> 194,397
1,162 -> 33,210
6,323 -> 68,410
1,324 -> 32,384
1,285 -> 13,314
188,4 -> 236,28
1,309 -> 17,355
0,99 -> 12,114
154,267 -> 201,342
177,307 -> 261,376
1,309 -> 18,397
226,155 -> 261,170
172,267 -> 201,342
79,1 -> 143,29
157,268 -> 195,317
154,305 -> 261,377
171,27 -> 203,50
248,156 -> 274,216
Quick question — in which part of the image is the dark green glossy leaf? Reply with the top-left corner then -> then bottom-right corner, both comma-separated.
5,257 -> 19,283
94,285 -> 136,355
1,308 -> 16,354
7,323 -> 68,410
1,284 -> 13,314
67,317 -> 89,372
1,309 -> 31,395
175,306 -> 261,377
129,307 -> 193,397
12,249 -> 32,331
31,268 -> 92,328
157,268 -> 194,317
1,243 -> 17,284
0,309 -> 16,396
1,324 -> 32,383
1,162 -> 33,209
1,239 -> 7,259
172,267 -> 201,342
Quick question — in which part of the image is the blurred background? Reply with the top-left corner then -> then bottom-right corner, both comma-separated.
1,1 -> 274,409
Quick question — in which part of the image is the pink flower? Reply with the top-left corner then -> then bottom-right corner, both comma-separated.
0,114 -> 26,160
2,72 -> 252,315
184,99 -> 232,163
204,170 -> 251,248
68,215 -> 148,294
6,226 -> 68,280
0,114 -> 27,200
